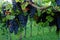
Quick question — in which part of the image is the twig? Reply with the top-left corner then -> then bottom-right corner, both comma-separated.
29,3 -> 52,10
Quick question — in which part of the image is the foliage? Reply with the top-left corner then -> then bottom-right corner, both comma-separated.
0,0 -> 60,40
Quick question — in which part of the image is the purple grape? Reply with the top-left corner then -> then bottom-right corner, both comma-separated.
24,0 -> 32,2
16,2 -> 23,12
18,14 -> 28,27
12,0 -> 17,11
55,0 -> 60,6
9,25 -> 14,33
7,20 -> 19,34
26,4 -> 37,18
14,26 -> 19,34
52,10 -> 60,35
36,12 -> 49,24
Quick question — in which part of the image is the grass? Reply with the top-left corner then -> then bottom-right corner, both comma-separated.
0,20 -> 60,40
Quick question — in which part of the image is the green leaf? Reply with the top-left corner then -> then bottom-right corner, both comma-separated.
46,16 -> 53,22
6,15 -> 15,20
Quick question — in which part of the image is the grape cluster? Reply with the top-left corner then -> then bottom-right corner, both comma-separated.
26,4 -> 37,18
18,14 -> 28,27
55,0 -> 60,6
35,9 -> 60,35
24,0 -> 32,2
6,1 -> 28,34
49,19 -> 56,27
29,8 -> 37,18
12,0 -> 17,11
16,2 -> 23,13
6,20 -> 19,34
52,11 -> 60,32
0,12 -> 2,23
36,12 -> 50,24
56,17 -> 60,28
2,6 -> 6,17
12,1 -> 23,13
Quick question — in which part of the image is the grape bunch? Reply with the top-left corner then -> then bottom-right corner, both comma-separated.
29,8 -> 37,18
18,14 -> 28,27
49,19 -> 56,27
0,12 -> 2,23
26,4 -> 37,18
6,20 -> 19,35
24,0 -> 32,2
12,0 -> 17,11
55,0 -> 60,6
52,11 -> 60,34
12,1 -> 23,13
36,11 -> 50,24
16,2 -> 23,13
2,6 -> 6,17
